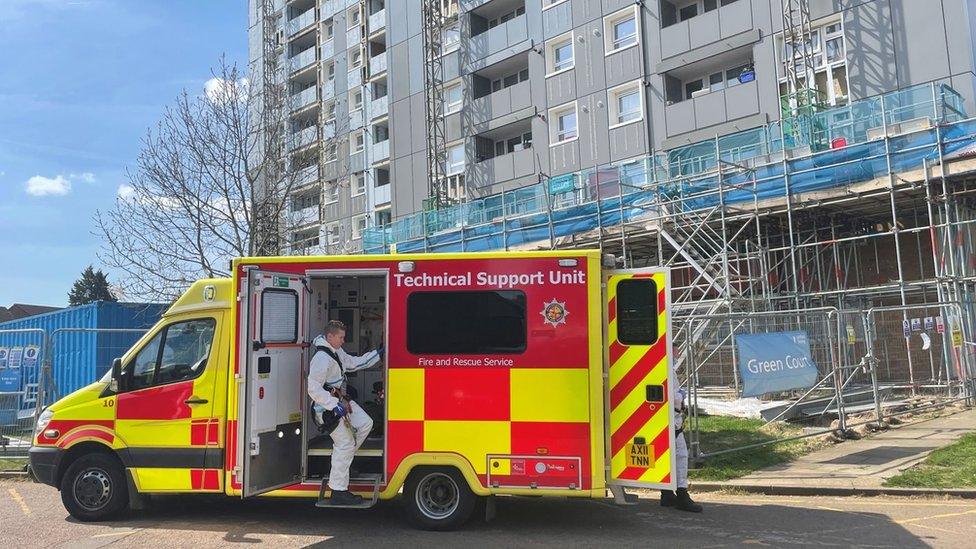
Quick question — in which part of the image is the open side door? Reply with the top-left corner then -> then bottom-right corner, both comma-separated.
242,270 -> 310,497
604,268 -> 676,490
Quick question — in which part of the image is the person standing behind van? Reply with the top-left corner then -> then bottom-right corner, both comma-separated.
308,320 -> 383,505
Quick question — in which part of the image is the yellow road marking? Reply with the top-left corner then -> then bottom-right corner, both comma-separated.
8,488 -> 30,516
904,522 -> 959,535
700,495 -> 976,508
91,531 -> 138,538
895,508 -> 976,525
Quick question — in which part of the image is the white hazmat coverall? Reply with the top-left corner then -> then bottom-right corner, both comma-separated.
307,335 -> 381,492
674,385 -> 689,489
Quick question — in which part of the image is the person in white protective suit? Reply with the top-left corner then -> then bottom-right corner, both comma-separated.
660,385 -> 703,512
307,320 -> 383,506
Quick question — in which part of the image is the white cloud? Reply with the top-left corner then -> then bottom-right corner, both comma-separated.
25,175 -> 72,197
117,184 -> 136,200
70,172 -> 96,183
204,77 -> 249,104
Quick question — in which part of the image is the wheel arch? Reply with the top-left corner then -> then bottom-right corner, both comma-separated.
381,453 -> 489,499
55,441 -> 124,488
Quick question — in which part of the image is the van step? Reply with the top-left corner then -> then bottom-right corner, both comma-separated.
315,474 -> 381,509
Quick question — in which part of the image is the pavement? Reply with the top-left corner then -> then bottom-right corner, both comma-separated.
3,478 -> 976,548
694,407 -> 976,495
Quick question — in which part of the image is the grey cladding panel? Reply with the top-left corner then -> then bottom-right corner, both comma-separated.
391,99 -> 412,159
720,0 -> 754,39
411,152 -> 428,211
725,79 -> 761,121
693,90 -> 728,129
609,121 -> 647,164
660,22 -> 691,60
542,1 -> 572,39
690,11 -> 721,50
547,70 -> 577,106
665,100 -> 696,137
605,46 -> 643,89
577,21 -> 607,96
943,0 -> 976,76
572,0 -> 602,27
391,156 -> 413,217
891,0 -> 951,88
390,43 -> 411,101
410,93 -> 427,154
408,35 -> 425,96
512,148 -> 536,179
843,1 -> 898,99
550,140 -> 581,175
388,0 -> 408,45
577,94 -> 610,169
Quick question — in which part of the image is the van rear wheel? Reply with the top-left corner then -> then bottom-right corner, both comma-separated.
403,467 -> 477,530
60,453 -> 129,522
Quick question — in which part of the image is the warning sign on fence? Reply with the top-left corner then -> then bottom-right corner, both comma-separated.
8,347 -> 23,369
23,345 -> 39,369
952,328 -> 963,347
846,325 -> 857,344
0,347 -> 7,369
936,316 -> 945,334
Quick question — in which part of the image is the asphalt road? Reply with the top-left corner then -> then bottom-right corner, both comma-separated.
2,479 -> 974,548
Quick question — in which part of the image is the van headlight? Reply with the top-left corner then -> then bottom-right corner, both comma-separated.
35,408 -> 53,434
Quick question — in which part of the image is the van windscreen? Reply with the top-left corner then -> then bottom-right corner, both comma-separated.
407,290 -> 527,354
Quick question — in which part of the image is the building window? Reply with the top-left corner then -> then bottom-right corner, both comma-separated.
491,68 -> 529,93
407,291 -> 527,354
351,172 -> 366,196
778,20 -> 848,106
375,208 -> 392,227
438,174 -> 465,201
352,215 -> 368,240
543,0 -> 570,9
324,180 -> 339,203
323,18 -> 334,40
445,143 -> 465,176
352,130 -> 366,153
440,0 -> 459,18
352,89 -> 364,112
549,102 -> 578,145
682,62 -> 754,100
488,6 -> 525,28
605,7 -> 639,54
324,100 -> 336,122
493,132 -> 532,157
442,24 -> 460,55
290,187 -> 320,212
326,222 -> 340,245
546,32 -> 574,76
325,143 -> 338,163
349,48 -> 362,69
347,6 -> 361,29
609,81 -> 643,127
325,61 -> 335,81
444,83 -> 463,115
291,228 -> 321,251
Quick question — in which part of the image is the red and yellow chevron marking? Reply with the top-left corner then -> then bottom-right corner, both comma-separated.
607,272 -> 673,485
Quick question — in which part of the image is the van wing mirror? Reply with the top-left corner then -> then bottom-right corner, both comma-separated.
111,358 -> 122,393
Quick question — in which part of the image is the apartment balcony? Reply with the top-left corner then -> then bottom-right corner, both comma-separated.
369,52 -> 387,77
348,66 -> 363,89
294,164 -> 319,186
321,38 -> 334,60
470,79 -> 531,127
346,27 -> 361,49
368,8 -> 386,33
370,139 -> 390,165
289,205 -> 320,227
288,9 -> 316,36
664,79 -> 759,137
290,125 -> 319,150
288,47 -> 317,73
469,147 -> 535,189
659,0 -> 754,64
289,86 -> 318,111
322,78 -> 335,100
370,95 -> 388,120
467,10 -> 528,63
320,0 -> 339,17
373,181 -> 391,205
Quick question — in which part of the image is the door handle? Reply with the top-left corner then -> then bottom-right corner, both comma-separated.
185,397 -> 209,405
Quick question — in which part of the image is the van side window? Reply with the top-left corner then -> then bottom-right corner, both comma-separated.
407,291 -> 527,354
616,279 -> 659,345
126,318 -> 217,391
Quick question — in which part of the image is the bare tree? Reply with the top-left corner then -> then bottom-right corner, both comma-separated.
96,58 -> 300,301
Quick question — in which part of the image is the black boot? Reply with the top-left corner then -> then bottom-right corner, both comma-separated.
660,489 -> 676,507
674,488 -> 703,513
329,490 -> 364,506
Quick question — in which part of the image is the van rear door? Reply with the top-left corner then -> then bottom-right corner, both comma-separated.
241,270 -> 309,496
603,269 -> 676,490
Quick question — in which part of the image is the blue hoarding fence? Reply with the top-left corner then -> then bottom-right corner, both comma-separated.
735,331 -> 820,397
0,328 -> 48,457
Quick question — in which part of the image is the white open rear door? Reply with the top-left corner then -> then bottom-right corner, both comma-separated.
604,268 -> 676,490
242,270 -> 309,497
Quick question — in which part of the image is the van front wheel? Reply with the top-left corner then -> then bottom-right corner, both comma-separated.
403,467 -> 477,530
60,453 -> 129,522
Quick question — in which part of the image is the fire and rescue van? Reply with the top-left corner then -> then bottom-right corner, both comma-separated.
29,250 -> 675,529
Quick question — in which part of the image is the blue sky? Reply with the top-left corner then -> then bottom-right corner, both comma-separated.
0,0 -> 247,307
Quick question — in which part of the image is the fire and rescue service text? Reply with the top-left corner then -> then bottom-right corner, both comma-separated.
394,269 -> 586,289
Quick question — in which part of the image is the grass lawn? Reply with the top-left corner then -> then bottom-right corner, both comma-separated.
884,433 -> 976,488
689,415 -> 828,481
0,457 -> 27,472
